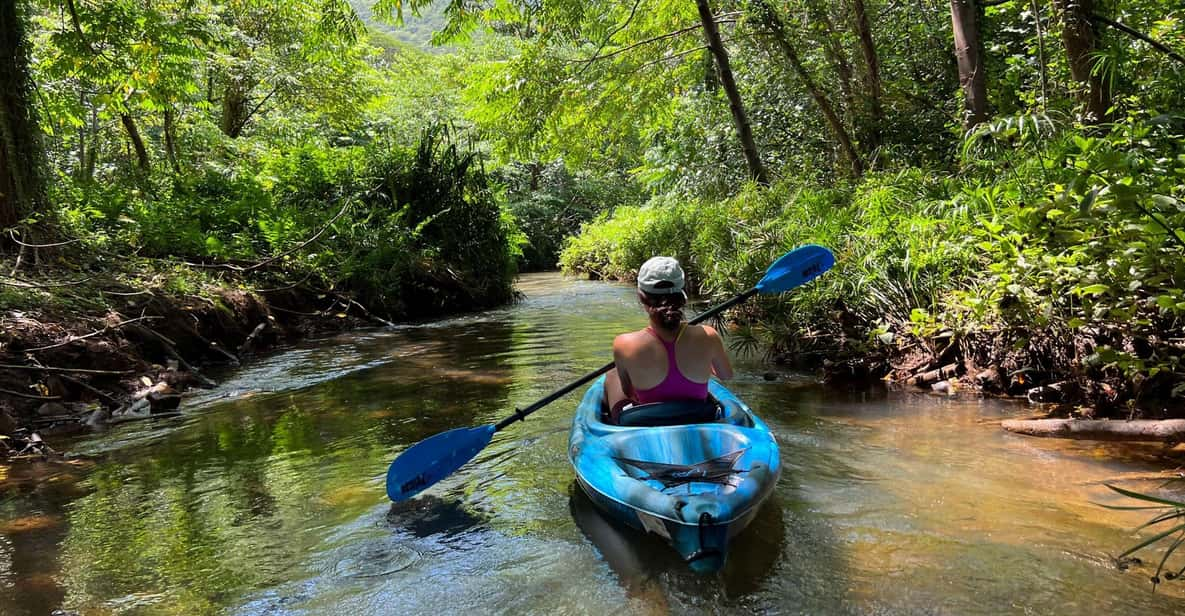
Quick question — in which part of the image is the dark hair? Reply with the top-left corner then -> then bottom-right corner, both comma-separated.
639,291 -> 686,332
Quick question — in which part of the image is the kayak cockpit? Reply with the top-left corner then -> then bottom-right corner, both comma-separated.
608,396 -> 755,428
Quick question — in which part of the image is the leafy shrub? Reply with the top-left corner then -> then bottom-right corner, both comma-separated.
50,125 -> 522,319
560,112 -> 1185,406
499,162 -> 641,271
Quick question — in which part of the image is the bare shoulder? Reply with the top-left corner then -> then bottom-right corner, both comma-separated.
690,324 -> 722,340
613,330 -> 648,351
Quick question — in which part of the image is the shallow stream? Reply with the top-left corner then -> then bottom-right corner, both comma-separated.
2,273 -> 1184,614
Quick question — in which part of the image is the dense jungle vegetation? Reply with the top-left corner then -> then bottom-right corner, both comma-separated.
0,0 -> 1182,418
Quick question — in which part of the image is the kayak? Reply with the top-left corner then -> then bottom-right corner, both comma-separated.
568,375 -> 781,573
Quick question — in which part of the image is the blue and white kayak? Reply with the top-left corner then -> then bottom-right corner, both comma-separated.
568,376 -> 781,573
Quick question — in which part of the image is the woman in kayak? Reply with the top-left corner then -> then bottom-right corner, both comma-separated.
604,256 -> 733,423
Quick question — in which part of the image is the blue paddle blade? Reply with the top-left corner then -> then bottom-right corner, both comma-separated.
386,425 -> 495,502
755,245 -> 835,293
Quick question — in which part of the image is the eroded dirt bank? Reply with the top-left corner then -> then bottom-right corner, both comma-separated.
1,272 -> 386,459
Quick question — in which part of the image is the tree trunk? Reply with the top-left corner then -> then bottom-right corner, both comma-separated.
1053,0 -> 1111,123
850,0 -> 884,143
756,0 -> 865,176
0,0 -> 48,235
163,106 -> 180,174
1002,419 -> 1185,443
81,103 -> 97,182
220,79 -> 249,138
120,113 -> 149,171
1031,0 -> 1050,106
950,0 -> 988,128
815,6 -> 858,120
694,0 -> 769,185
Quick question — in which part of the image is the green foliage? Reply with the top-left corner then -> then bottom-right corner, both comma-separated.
499,161 -> 641,271
953,111 -> 1185,393
51,126 -> 520,318
1100,483 -> 1185,589
560,169 -> 978,355
561,111 -> 1185,400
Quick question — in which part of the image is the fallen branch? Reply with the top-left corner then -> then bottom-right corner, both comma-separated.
1002,418 -> 1185,442
0,387 -> 61,400
335,293 -> 396,328
100,289 -> 154,297
255,270 -> 316,293
58,373 -> 120,405
8,230 -> 81,249
125,324 -> 216,387
0,364 -> 132,375
1,276 -> 92,289
179,322 -> 240,366
25,315 -> 161,352
268,305 -> 324,316
238,322 -> 268,356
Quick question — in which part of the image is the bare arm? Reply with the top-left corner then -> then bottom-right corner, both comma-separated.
612,335 -> 636,395
704,326 -> 734,380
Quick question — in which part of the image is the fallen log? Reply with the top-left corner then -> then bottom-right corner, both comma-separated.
1002,418 -> 1185,443
910,363 -> 959,387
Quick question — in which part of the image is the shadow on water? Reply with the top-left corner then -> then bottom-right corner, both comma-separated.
386,494 -> 488,540
568,475 -> 853,613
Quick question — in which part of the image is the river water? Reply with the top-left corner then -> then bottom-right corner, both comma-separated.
2,273 -> 1184,615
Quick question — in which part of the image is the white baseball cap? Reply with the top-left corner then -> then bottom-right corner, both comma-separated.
637,256 -> 686,297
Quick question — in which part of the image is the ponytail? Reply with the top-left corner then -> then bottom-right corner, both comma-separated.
640,291 -> 686,332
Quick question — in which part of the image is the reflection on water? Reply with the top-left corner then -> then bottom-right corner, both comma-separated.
1,272 -> 1184,614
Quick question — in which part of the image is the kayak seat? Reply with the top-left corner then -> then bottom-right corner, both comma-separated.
615,398 -> 721,427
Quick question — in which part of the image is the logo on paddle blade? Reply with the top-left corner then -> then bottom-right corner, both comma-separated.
801,261 -> 822,279
400,473 -> 428,495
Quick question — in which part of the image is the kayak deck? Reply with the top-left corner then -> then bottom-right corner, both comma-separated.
568,376 -> 780,572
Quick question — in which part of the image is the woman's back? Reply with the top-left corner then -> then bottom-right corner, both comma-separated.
603,255 -> 733,420
613,323 -> 732,403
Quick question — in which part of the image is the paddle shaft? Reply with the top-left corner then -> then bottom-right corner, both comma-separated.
493,287 -> 759,432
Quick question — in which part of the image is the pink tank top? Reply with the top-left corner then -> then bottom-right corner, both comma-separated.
632,325 -> 710,404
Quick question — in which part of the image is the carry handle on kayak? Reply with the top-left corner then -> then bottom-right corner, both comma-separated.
386,245 -> 836,501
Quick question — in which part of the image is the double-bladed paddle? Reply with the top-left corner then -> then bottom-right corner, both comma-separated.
385,244 -> 836,502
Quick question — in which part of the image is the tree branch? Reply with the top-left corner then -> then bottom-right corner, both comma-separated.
0,364 -> 133,376
25,315 -> 162,352
236,86 -> 280,135
578,0 -> 644,75
1089,14 -> 1185,66
628,45 -> 710,72
569,18 -> 738,65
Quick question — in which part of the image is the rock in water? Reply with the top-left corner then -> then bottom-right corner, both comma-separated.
36,402 -> 68,416
0,410 -> 16,435
147,389 -> 182,413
